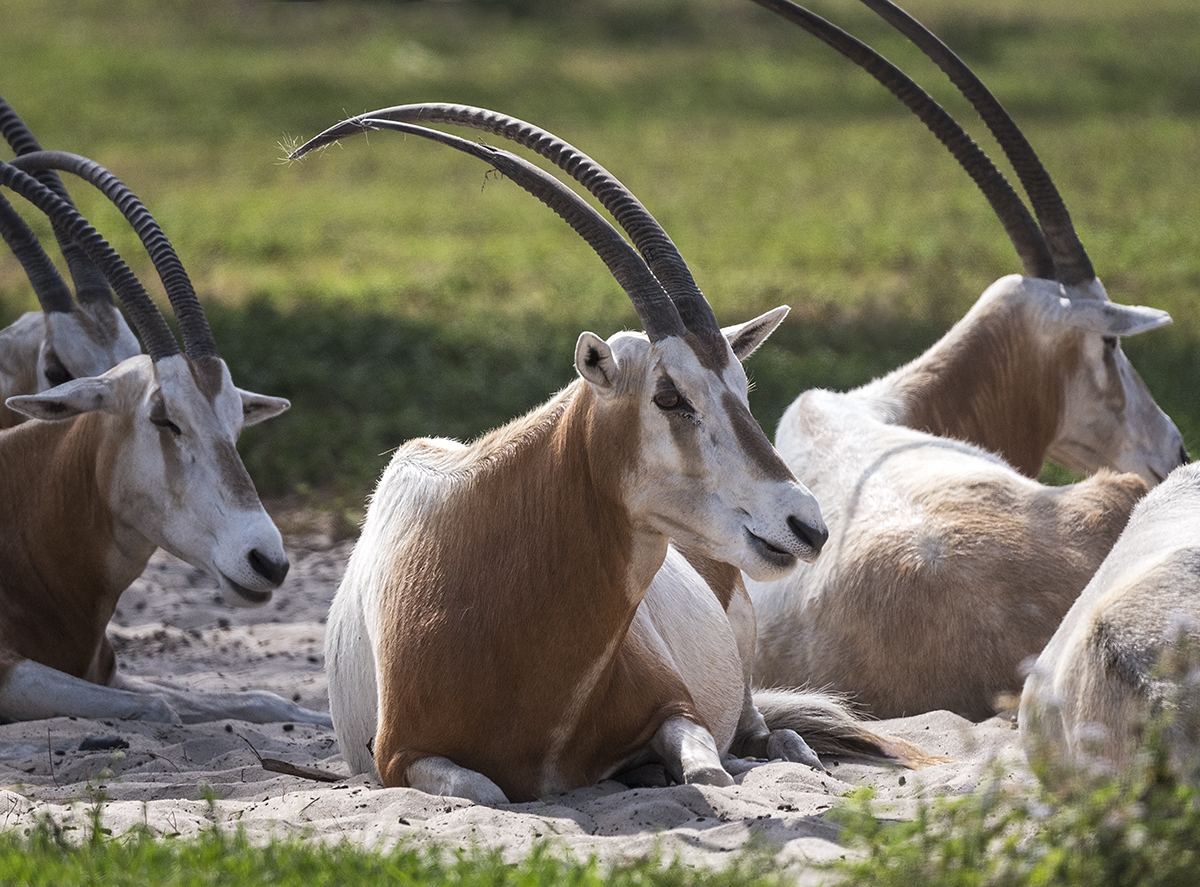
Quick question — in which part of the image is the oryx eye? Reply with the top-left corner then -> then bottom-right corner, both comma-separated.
653,388 -> 681,410
652,383 -> 696,422
151,415 -> 182,436
1101,335 -> 1118,349
43,353 -> 73,388
149,399 -> 182,436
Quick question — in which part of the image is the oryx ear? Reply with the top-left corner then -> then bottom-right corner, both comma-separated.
239,389 -> 291,427
5,376 -> 114,421
1060,300 -> 1172,337
575,331 -> 620,391
723,305 -> 790,361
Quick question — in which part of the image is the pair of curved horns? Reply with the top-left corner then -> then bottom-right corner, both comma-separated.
1,95 -> 217,361
0,159 -> 180,361
0,95 -> 115,310
0,151 -> 218,362
9,150 -> 218,361
751,0 -> 1094,287
290,106 -> 728,360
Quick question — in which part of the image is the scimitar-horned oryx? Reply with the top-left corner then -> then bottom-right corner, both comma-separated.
0,158 -> 329,726
744,0 -> 1186,720
290,110 -> 935,803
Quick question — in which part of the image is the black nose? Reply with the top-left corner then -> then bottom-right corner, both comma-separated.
248,548 -> 290,586
788,515 -> 829,556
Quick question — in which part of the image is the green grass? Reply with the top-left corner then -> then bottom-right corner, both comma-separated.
6,732 -> 1200,887
831,766 -> 1200,886
0,816 -> 791,887
2,0 -> 1198,504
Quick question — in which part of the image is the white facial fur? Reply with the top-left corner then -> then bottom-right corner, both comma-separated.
38,302 -> 140,391
8,353 -> 290,607
575,308 -> 826,583
1032,277 -> 1185,484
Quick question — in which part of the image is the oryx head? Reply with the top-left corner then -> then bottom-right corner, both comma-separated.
1012,275 -> 1184,483
290,107 -> 826,579
753,0 -> 1187,485
575,307 -> 825,579
1,158 -> 290,606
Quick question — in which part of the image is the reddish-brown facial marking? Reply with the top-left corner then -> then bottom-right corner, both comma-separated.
723,391 -> 794,482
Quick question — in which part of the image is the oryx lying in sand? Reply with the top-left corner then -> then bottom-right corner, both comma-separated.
0,96 -> 137,428
745,0 -> 1185,720
292,109 -> 933,803
0,158 -> 330,726
1021,462 -> 1200,779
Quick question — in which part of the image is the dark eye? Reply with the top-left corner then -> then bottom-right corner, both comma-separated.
150,398 -> 182,436
1102,335 -> 1118,349
653,389 -> 681,410
43,354 -> 73,388
652,384 -> 697,422
151,415 -> 182,436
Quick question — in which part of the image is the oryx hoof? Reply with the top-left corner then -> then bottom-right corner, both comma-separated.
683,763 -> 735,787
768,728 -> 825,772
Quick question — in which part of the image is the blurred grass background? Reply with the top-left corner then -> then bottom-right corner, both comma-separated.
2,0 -> 1198,525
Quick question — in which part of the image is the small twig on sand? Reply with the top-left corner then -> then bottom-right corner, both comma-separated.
236,731 -> 342,784
258,757 -> 342,783
3,795 -> 21,829
143,749 -> 182,774
46,728 -> 60,788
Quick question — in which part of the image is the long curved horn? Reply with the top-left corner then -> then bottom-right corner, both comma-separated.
9,150 -> 219,360
291,106 -> 723,355
0,193 -> 74,312
748,0 -> 1055,281
290,120 -> 685,340
856,0 -> 1094,286
0,160 -> 180,361
0,95 -> 116,306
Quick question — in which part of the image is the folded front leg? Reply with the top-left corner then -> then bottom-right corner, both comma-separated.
650,715 -> 734,787
0,659 -> 180,724
111,673 -> 332,726
406,755 -> 510,805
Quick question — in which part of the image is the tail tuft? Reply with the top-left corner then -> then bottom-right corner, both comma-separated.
754,687 -> 952,769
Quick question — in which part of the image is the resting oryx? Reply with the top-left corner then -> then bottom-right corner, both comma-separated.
0,159 -> 330,726
744,0 -> 1185,720
0,96 -> 138,428
292,109 -> 931,803
1021,463 -> 1200,779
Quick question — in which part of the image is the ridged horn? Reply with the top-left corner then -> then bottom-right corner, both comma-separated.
749,0 -> 1055,281
10,150 -> 218,359
856,0 -> 1094,286
290,106 -> 726,354
0,160 -> 180,361
0,94 -> 116,306
0,193 -> 74,313
290,118 -> 685,340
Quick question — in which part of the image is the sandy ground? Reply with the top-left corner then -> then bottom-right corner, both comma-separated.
0,532 -> 1038,881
